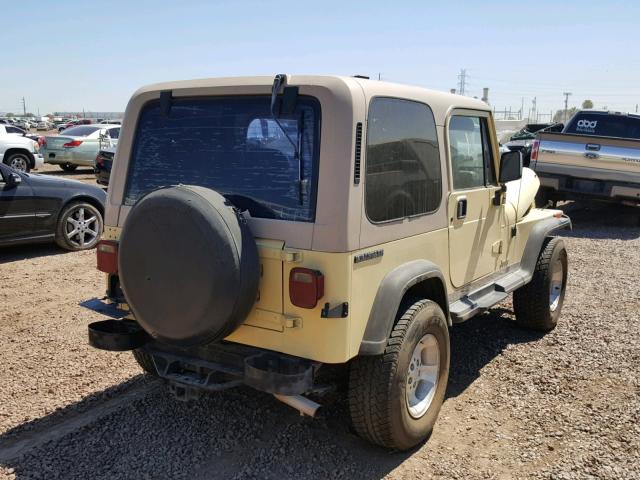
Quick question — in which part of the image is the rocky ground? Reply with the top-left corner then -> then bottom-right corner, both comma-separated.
0,178 -> 638,479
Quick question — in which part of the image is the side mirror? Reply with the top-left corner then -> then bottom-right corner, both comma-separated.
499,151 -> 523,183
5,172 -> 22,188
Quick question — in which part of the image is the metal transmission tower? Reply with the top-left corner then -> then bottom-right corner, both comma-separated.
563,92 -> 572,122
457,69 -> 467,96
21,97 -> 26,116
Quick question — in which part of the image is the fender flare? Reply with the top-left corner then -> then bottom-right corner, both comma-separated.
358,259 -> 448,356
519,214 -> 571,284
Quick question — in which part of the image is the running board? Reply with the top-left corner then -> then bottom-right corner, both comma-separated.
449,268 -> 529,323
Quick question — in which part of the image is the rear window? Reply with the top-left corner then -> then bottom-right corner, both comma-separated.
124,95 -> 321,222
61,126 -> 101,137
565,113 -> 640,139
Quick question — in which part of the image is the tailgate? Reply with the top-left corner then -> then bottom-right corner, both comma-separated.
535,132 -> 640,174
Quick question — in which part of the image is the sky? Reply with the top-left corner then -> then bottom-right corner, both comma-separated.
1,0 -> 639,118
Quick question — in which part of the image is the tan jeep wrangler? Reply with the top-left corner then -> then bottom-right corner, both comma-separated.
88,74 -> 570,450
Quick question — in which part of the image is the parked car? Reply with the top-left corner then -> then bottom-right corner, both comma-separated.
0,125 -> 27,137
99,119 -> 122,125
0,127 -> 44,172
42,124 -> 120,171
87,74 -> 570,451
14,119 -> 31,130
504,123 -> 564,166
94,147 -> 115,186
531,110 -> 640,206
36,121 -> 53,131
0,162 -> 105,250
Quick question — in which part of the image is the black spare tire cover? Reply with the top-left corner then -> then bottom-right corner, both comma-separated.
118,185 -> 259,346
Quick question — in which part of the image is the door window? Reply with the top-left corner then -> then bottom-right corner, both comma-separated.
449,116 -> 496,189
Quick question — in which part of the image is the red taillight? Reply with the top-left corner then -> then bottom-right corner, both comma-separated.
38,136 -> 45,146
63,140 -> 83,148
97,240 -> 118,274
289,267 -> 324,309
530,139 -> 540,161
96,153 -> 103,166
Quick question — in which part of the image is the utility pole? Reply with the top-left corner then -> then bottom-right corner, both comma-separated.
21,97 -> 26,116
531,97 -> 537,123
563,92 -> 572,122
457,69 -> 467,96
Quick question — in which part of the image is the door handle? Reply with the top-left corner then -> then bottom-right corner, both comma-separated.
584,152 -> 600,159
456,197 -> 467,219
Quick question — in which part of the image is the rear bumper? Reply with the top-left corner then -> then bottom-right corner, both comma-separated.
87,318 -> 317,397
33,153 -> 44,169
535,162 -> 640,204
43,149 -> 95,166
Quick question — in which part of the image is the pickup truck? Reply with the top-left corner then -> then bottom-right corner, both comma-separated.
0,126 -> 44,172
531,110 -> 640,206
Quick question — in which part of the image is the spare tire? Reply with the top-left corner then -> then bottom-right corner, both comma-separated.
118,185 -> 259,346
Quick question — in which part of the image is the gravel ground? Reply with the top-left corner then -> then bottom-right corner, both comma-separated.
0,191 -> 638,479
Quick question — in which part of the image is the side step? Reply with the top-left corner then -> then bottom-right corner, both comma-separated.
449,268 -> 529,323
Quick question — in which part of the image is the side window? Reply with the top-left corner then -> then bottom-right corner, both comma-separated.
109,128 -> 120,139
448,115 -> 496,189
7,126 -> 22,134
365,97 -> 442,223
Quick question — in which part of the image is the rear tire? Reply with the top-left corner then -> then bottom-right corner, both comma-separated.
348,299 -> 450,450
60,163 -> 78,172
513,237 -> 568,331
132,349 -> 158,375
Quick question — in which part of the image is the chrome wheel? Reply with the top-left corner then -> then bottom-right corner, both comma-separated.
549,257 -> 564,312
405,333 -> 440,419
64,206 -> 100,248
8,154 -> 29,172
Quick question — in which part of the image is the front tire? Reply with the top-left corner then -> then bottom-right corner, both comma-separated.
4,152 -> 31,173
513,237 -> 568,331
349,299 -> 450,450
55,202 -> 103,251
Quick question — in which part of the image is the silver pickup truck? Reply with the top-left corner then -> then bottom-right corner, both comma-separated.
531,110 -> 640,206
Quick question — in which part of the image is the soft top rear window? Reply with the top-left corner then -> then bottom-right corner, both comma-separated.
124,95 -> 321,222
565,112 -> 640,139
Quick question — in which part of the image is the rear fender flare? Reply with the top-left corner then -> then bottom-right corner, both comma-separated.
358,260 -> 449,356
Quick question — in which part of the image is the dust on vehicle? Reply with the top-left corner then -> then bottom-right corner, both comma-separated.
87,74 -> 570,450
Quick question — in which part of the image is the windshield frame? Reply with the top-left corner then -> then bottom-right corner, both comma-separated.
123,94 -> 322,222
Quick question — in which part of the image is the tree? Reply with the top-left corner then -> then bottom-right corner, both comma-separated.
553,107 -> 577,123
582,99 -> 594,109
6,112 -> 14,117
